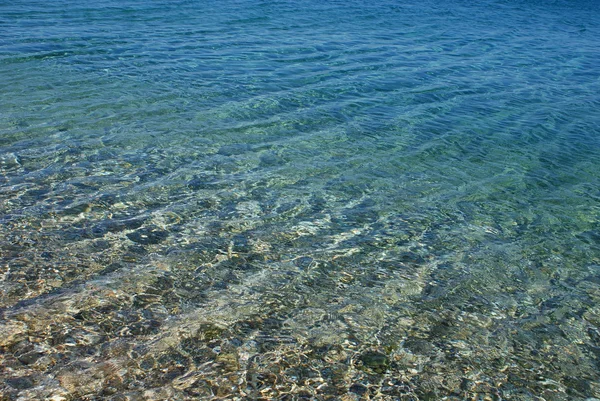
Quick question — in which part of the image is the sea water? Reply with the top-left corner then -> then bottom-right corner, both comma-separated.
1,0 -> 600,399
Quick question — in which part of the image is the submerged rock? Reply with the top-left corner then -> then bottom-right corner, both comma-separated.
126,226 -> 169,245
259,151 -> 284,166
5,376 -> 35,390
358,351 -> 389,373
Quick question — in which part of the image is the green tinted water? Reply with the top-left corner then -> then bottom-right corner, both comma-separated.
1,0 -> 600,399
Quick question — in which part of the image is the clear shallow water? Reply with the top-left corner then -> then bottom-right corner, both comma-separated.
1,0 -> 600,399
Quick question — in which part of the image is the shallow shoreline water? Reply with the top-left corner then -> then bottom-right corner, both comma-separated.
1,0 -> 600,399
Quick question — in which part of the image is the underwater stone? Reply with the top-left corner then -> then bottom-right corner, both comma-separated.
358,351 -> 389,373
309,195 -> 327,212
23,188 -> 50,199
90,240 -> 112,251
101,217 -> 146,233
259,152 -> 284,166
196,323 -> 226,342
128,245 -> 148,254
397,251 -> 426,265
403,338 -> 435,356
0,153 -> 21,169
188,175 -> 220,190
17,351 -> 45,365
349,383 -> 368,396
0,321 -> 27,347
127,226 -> 169,245
133,293 -> 162,307
5,376 -> 35,390
62,202 -> 92,216
128,319 -> 162,336
215,351 -> 240,371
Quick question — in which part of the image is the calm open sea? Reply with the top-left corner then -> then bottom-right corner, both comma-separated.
1,0 -> 600,399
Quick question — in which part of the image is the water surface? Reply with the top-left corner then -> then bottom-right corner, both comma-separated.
1,0 -> 600,399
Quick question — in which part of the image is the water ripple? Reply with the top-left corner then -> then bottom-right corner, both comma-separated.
1,0 -> 600,399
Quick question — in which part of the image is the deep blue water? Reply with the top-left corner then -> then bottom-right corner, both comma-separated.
1,0 -> 600,399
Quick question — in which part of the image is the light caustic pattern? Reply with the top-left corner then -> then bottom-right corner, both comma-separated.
1,0 -> 600,399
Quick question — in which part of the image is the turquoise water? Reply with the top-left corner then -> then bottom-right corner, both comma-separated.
1,0 -> 600,399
